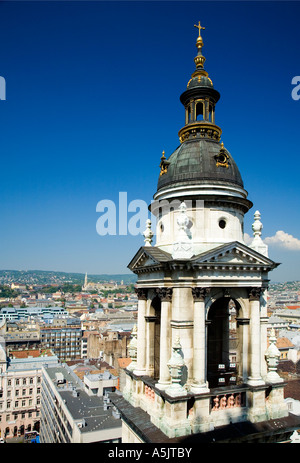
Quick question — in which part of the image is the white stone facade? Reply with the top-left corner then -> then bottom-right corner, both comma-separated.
120,24 -> 290,442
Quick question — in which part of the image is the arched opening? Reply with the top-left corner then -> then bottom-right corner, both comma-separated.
195,101 -> 204,121
150,295 -> 161,380
208,103 -> 214,122
207,297 -> 240,388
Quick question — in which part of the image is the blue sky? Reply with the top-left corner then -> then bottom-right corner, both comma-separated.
0,1 -> 299,282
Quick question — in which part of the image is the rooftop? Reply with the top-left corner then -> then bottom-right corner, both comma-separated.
7,354 -> 59,372
44,364 -> 121,434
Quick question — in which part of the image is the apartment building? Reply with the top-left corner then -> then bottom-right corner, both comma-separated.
40,363 -> 122,443
0,344 -> 59,440
0,306 -> 68,321
39,318 -> 82,362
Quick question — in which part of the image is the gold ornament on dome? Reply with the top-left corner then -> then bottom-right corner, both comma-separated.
159,150 -> 170,176
215,142 -> 230,168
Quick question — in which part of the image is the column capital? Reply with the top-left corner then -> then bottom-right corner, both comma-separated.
155,287 -> 173,302
248,287 -> 263,301
192,287 -> 210,302
135,288 -> 148,301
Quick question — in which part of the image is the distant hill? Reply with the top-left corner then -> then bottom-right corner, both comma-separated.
0,270 -> 137,285
2,269 -> 298,288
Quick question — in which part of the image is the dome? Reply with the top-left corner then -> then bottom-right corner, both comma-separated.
187,74 -> 214,89
156,138 -> 244,195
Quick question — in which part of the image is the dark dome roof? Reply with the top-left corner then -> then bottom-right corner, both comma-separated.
187,74 -> 214,89
156,138 -> 244,194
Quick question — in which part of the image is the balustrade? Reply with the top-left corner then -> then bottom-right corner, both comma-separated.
211,391 -> 244,411
144,385 -> 155,401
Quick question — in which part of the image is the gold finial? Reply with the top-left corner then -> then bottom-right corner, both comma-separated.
192,20 -> 207,73
194,21 -> 205,38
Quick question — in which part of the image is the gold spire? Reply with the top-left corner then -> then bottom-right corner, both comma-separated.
192,20 -> 208,77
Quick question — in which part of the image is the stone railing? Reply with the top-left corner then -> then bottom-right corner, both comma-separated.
211,392 -> 245,411
144,385 -> 155,402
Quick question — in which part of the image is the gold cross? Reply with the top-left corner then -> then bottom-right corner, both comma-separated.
194,21 -> 205,37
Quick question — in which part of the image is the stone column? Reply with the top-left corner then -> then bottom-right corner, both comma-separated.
145,316 -> 156,376
171,287 -> 194,383
134,288 -> 148,376
156,287 -> 172,390
260,287 -> 269,379
236,317 -> 250,382
191,287 -> 210,393
247,288 -> 265,386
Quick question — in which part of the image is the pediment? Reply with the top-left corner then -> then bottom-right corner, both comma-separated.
191,241 -> 278,269
127,242 -> 279,274
128,246 -> 172,272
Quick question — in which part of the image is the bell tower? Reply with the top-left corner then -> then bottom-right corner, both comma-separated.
114,23 -> 290,443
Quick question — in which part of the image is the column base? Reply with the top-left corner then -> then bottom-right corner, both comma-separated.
246,377 -> 265,387
190,382 -> 210,394
155,380 -> 171,391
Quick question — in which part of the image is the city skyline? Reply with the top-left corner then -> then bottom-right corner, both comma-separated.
0,1 -> 299,282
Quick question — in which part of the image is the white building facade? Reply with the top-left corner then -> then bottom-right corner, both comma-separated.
0,343 -> 58,440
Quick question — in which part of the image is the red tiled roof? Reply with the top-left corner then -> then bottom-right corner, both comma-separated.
276,337 -> 295,349
118,358 -> 132,368
10,349 -> 53,358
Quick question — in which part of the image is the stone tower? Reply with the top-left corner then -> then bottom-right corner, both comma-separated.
115,22 -> 289,442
